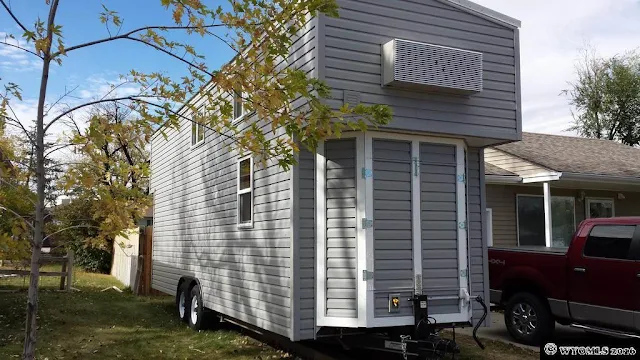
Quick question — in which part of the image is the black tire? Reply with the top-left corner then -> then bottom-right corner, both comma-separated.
175,281 -> 189,323
187,285 -> 205,331
504,292 -> 555,345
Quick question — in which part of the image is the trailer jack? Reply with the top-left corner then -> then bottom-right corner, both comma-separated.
335,295 -> 490,359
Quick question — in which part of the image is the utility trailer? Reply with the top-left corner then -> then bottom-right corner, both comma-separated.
150,1 -> 521,358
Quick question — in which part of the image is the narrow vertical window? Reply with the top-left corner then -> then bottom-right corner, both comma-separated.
191,114 -> 205,146
237,156 -> 253,227
233,92 -> 246,122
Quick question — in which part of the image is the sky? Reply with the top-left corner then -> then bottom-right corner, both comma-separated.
1,0 -> 640,137
474,0 -> 640,135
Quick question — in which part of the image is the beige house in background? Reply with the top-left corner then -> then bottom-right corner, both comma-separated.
485,133 -> 640,248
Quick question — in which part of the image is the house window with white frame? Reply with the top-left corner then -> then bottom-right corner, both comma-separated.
517,195 -> 575,248
233,92 -> 245,122
586,198 -> 614,219
237,156 -> 253,227
191,114 -> 205,146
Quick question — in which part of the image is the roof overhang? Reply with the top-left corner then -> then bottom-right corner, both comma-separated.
485,171 -> 640,190
560,173 -> 640,187
486,175 -> 522,184
436,0 -> 521,28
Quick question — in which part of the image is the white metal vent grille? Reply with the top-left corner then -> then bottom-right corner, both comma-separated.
382,39 -> 483,94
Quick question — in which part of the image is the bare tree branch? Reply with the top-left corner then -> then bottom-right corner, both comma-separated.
44,95 -> 159,133
126,37 -> 214,77
42,225 -> 98,242
54,23 -> 227,57
2,113 -> 34,144
45,85 -> 80,117
0,206 -> 35,230
44,143 -> 75,158
0,41 -> 42,58
0,0 -> 35,41
0,178 -> 37,206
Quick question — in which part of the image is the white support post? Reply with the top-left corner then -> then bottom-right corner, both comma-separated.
543,182 -> 552,247
455,145 -> 470,319
411,141 -> 423,296
357,134 -> 370,327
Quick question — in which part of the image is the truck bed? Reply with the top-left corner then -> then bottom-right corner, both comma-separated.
490,246 -> 567,255
488,246 -> 568,304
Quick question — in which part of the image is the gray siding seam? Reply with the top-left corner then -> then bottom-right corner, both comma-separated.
290,149 -> 301,341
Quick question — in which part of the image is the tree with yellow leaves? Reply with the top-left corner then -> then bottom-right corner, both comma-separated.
0,1 -> 392,358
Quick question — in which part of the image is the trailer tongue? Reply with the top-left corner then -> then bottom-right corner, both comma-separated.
334,296 -> 488,359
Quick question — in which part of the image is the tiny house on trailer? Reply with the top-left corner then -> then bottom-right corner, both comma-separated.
150,0 -> 521,357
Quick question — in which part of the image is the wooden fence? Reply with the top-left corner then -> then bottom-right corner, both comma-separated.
0,251 -> 74,291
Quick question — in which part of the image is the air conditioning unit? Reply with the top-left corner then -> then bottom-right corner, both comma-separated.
382,39 -> 483,95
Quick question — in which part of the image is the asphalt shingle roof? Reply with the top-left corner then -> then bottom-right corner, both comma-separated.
485,163 -> 516,176
495,132 -> 640,178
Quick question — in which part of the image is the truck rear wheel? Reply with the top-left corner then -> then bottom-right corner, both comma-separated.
504,292 -> 554,345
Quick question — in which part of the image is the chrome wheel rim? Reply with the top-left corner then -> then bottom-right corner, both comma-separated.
178,292 -> 186,318
511,302 -> 538,336
190,296 -> 198,325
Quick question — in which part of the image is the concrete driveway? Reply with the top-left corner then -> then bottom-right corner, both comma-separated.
456,311 -> 586,352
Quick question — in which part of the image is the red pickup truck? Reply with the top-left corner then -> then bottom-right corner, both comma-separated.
489,217 -> 640,345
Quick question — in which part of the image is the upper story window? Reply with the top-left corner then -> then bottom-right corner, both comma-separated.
237,156 -> 253,228
583,225 -> 635,260
233,91 -> 249,122
191,113 -> 205,146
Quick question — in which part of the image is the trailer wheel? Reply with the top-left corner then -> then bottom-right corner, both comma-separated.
504,292 -> 554,345
175,282 -> 189,323
188,285 -> 205,331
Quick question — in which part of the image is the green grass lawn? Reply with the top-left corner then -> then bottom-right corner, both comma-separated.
0,266 -> 288,360
0,267 -> 536,360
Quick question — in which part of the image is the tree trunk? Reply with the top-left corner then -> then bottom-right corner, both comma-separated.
23,1 -> 59,359
22,244 -> 42,359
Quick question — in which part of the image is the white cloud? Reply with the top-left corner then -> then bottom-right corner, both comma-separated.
0,31 -> 41,72
474,0 -> 640,136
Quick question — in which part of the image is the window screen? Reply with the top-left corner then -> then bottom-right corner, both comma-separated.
583,225 -> 635,260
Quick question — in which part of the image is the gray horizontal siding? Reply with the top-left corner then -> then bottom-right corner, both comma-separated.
468,147 -> 489,325
420,143 -> 460,315
150,18 -> 318,339
323,0 -> 518,141
373,139 -> 414,317
298,148 -> 316,340
151,118 -> 292,336
324,139 -> 358,319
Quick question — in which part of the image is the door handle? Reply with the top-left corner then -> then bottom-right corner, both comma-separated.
573,267 -> 587,273
637,273 -> 640,278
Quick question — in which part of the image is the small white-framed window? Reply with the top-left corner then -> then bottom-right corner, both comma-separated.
233,92 -> 247,122
586,198 -> 615,219
191,113 -> 205,146
237,156 -> 253,228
